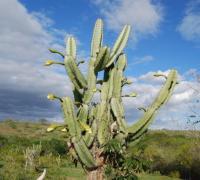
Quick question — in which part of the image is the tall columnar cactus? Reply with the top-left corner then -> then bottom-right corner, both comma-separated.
45,19 -> 178,179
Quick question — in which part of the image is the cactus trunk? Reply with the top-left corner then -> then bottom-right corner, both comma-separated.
45,18 -> 178,179
87,167 -> 104,180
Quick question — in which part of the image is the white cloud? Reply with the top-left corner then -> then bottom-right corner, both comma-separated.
177,14 -> 200,41
172,90 -> 194,103
130,55 -> 154,66
122,69 -> 200,130
0,0 -> 71,120
91,0 -> 164,41
177,0 -> 200,41
1,0 -> 199,130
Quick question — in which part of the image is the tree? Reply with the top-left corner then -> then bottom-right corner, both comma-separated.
44,19 -> 178,179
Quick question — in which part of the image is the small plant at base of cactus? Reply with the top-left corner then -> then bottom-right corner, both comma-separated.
44,18 -> 178,179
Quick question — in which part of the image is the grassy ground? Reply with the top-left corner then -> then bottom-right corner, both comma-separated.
0,119 -> 79,179
0,119 -> 200,179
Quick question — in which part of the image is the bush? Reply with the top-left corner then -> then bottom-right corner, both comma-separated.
23,143 -> 42,170
4,119 -> 17,129
0,136 -> 8,148
41,138 -> 68,155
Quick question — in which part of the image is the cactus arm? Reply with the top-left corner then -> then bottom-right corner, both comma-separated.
72,137 -> 97,169
97,67 -> 116,146
85,18 -> 103,102
96,70 -> 109,146
127,132 -> 147,147
100,71 -> 110,101
127,69 -> 178,140
99,47 -> 111,71
91,19 -> 103,58
128,107 -> 157,142
67,56 -> 87,88
48,48 -> 65,58
112,70 -> 123,98
83,58 -> 96,103
66,36 -> 76,59
94,47 -> 110,72
64,56 -> 87,89
64,37 -> 87,89
62,96 -> 97,168
84,118 -> 97,148
63,97 -> 96,168
94,46 -> 107,70
64,59 -> 82,89
111,25 -> 131,56
112,54 -> 127,98
88,104 -> 98,123
110,98 -> 127,133
62,97 -> 81,137
82,19 -> 103,103
151,70 -> 177,109
107,54 -> 126,100
97,104 -> 111,145
64,44 -> 84,90
100,66 -> 115,102
72,86 -> 83,105
107,68 -> 115,100
77,104 -> 89,124
106,25 -> 131,67
108,54 -> 127,133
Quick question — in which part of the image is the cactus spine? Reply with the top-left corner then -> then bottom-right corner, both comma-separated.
45,19 -> 178,178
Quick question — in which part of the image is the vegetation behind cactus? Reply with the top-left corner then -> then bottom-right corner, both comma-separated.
1,120 -> 200,179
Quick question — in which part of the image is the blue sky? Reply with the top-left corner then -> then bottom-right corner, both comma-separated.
20,0 -> 199,75
0,0 -> 199,129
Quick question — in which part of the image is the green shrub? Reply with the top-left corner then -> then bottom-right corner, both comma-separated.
4,119 -> 17,129
0,136 -> 8,148
41,138 -> 68,155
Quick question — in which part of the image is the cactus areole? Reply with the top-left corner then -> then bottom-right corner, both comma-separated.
45,19 -> 178,179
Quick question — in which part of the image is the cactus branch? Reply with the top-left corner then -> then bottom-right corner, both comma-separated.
127,69 -> 178,141
48,48 -> 65,58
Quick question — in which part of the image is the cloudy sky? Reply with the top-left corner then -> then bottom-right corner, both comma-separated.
0,0 -> 200,129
